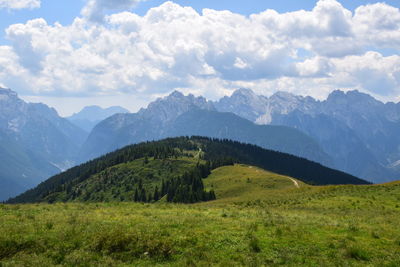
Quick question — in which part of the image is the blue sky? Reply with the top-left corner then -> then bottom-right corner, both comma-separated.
0,0 -> 399,115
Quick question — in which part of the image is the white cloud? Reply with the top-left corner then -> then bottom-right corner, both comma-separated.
0,0 -> 40,10
1,0 -> 400,109
353,3 -> 400,48
331,52 -> 400,96
82,0 -> 147,22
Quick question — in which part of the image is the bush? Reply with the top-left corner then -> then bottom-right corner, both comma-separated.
347,246 -> 370,261
249,236 -> 261,253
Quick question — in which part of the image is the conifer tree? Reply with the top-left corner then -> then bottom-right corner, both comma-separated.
134,188 -> 139,202
138,178 -> 143,190
140,188 -> 147,202
209,190 -> 216,200
153,186 -> 160,201
161,179 -> 166,196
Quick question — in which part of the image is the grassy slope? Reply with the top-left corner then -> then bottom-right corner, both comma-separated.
203,164 -> 305,204
1,165 -> 399,266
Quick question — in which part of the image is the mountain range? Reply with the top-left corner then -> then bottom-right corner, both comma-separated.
79,89 -> 400,183
79,91 -> 331,168
215,89 -> 400,182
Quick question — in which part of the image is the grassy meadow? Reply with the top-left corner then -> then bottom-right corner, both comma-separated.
1,164 -> 400,266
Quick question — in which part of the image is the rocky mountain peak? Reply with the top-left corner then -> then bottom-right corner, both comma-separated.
327,90 -> 379,104
168,90 -> 185,99
231,88 -> 257,98
325,90 -> 384,116
270,91 -> 297,100
0,87 -> 21,103
0,87 -> 18,97
138,90 -> 215,123
216,88 -> 268,122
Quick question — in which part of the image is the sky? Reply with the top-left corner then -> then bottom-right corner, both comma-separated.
0,0 -> 399,116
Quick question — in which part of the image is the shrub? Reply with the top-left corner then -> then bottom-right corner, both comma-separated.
346,246 -> 370,261
249,235 -> 261,253
371,231 -> 380,239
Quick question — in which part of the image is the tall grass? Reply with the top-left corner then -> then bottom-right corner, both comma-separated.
1,165 -> 399,266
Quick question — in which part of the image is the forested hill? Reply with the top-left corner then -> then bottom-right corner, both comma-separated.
7,137 -> 369,204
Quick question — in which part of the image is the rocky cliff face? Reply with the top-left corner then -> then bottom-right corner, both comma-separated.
137,91 -> 215,124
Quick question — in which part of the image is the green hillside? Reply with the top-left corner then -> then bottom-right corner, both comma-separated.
41,156 -> 209,203
0,165 -> 399,266
8,136 -> 368,204
203,164 -> 304,204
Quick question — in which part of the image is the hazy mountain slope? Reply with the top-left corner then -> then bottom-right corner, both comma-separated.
324,90 -> 400,168
0,88 -> 87,200
0,132 -> 59,201
79,92 -> 332,167
214,88 -> 400,182
67,105 -> 129,132
79,91 -> 216,161
271,111 -> 396,182
167,109 -> 333,167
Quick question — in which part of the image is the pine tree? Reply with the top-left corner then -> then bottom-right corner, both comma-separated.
134,188 -> 139,202
153,186 -> 160,201
138,179 -> 143,190
140,188 -> 147,202
161,179 -> 166,196
209,190 -> 216,200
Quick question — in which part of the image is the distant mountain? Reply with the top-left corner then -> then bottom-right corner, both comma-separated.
0,88 -> 87,201
214,88 -> 400,183
168,109 -> 332,167
67,105 -> 129,132
79,91 -> 332,169
8,137 -> 368,204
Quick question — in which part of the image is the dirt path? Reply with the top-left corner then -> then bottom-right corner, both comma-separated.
248,166 -> 298,187
289,178 -> 300,188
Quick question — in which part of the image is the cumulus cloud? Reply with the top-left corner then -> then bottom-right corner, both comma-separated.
0,0 -> 40,10
1,0 -> 400,106
82,0 -> 147,22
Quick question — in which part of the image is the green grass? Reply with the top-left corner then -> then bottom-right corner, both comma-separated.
203,164 -> 304,204
1,164 -> 399,266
